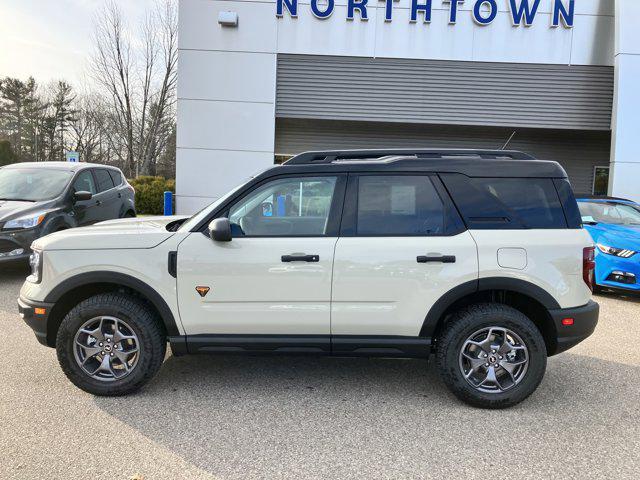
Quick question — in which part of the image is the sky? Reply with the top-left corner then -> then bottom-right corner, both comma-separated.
0,0 -> 157,88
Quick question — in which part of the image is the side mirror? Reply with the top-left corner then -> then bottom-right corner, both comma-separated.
73,191 -> 93,202
209,218 -> 232,242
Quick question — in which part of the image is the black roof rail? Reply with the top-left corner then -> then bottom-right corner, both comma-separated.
284,149 -> 535,165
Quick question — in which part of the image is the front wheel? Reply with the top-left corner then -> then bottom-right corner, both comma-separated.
56,293 -> 166,396
436,303 -> 547,409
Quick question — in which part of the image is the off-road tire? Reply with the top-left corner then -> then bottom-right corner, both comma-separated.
56,293 -> 166,396
436,303 -> 547,409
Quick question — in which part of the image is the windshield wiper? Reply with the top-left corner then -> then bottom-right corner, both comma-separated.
0,198 -> 35,202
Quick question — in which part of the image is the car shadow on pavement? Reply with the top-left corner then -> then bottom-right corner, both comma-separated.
0,263 -> 30,277
92,352 -> 640,479
0,264 -> 29,306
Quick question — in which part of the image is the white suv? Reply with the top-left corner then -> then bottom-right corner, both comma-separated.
18,149 -> 599,408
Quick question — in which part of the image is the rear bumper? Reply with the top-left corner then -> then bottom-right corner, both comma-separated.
18,296 -> 55,347
548,300 -> 599,355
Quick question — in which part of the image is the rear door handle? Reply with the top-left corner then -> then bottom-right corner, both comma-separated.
95,200 -> 102,206
417,255 -> 456,264
281,254 -> 320,263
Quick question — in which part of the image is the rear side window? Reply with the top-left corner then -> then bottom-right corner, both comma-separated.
94,169 -> 115,193
554,179 -> 582,228
108,170 -> 123,186
441,174 -> 567,229
355,175 -> 450,236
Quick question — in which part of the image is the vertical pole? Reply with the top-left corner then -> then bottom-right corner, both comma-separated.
299,181 -> 303,216
164,191 -> 173,216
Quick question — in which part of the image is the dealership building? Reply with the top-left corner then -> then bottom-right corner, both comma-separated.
176,0 -> 638,214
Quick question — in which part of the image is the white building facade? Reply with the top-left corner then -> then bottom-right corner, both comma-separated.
176,0 -> 638,214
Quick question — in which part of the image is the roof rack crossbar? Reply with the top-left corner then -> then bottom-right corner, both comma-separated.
284,149 -> 535,165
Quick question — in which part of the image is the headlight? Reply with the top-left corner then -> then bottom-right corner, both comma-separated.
597,244 -> 637,258
3,212 -> 47,230
28,249 -> 43,284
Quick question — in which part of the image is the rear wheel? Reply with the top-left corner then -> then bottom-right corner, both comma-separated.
436,303 -> 547,409
56,293 -> 166,396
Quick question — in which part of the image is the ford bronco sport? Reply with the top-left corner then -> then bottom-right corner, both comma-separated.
18,149 -> 599,408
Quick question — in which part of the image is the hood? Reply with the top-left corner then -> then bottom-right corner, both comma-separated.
32,216 -> 188,251
0,199 -> 40,223
584,223 -> 640,251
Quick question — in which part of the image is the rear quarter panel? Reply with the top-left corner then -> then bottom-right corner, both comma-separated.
471,229 -> 594,309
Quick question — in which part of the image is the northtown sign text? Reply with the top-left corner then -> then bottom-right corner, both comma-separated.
276,0 -> 575,28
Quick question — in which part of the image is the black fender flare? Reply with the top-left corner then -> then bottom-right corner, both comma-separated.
420,277 -> 561,337
44,271 -> 180,336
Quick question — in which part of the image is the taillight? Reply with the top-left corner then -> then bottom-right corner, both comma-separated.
583,246 -> 595,292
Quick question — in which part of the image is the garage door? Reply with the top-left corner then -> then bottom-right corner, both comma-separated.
276,55 -> 614,131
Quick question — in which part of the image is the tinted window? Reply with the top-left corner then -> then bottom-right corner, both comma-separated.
229,176 -> 337,236
94,169 -> 115,193
108,169 -> 123,186
356,176 -> 445,236
554,179 -> 581,229
72,170 -> 97,195
441,174 -> 566,229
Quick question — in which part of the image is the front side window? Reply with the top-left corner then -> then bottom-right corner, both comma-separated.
229,176 -> 338,236
72,170 -> 97,195
356,175 -> 446,236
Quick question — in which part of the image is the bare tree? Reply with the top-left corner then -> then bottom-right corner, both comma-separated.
90,0 -> 177,178
138,0 -> 178,176
69,94 -> 108,164
91,0 -> 135,175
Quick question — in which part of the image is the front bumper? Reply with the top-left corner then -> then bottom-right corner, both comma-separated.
595,252 -> 640,292
18,296 -> 55,347
0,229 -> 38,263
548,300 -> 599,355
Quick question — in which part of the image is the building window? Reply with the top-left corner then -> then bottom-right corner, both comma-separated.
593,166 -> 610,196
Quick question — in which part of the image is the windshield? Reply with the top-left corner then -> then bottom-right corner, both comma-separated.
579,201 -> 640,226
0,168 -> 73,202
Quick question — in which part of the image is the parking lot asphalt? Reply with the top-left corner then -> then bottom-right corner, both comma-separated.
1,265 -> 639,480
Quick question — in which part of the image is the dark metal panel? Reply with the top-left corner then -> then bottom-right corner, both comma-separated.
276,55 -> 614,131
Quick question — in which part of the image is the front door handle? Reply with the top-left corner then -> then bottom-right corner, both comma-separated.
281,254 -> 320,263
95,200 -> 102,206
417,255 -> 456,264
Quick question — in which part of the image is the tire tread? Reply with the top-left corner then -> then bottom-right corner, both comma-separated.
56,292 -> 166,396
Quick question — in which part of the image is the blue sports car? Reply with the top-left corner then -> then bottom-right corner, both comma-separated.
577,196 -> 640,293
